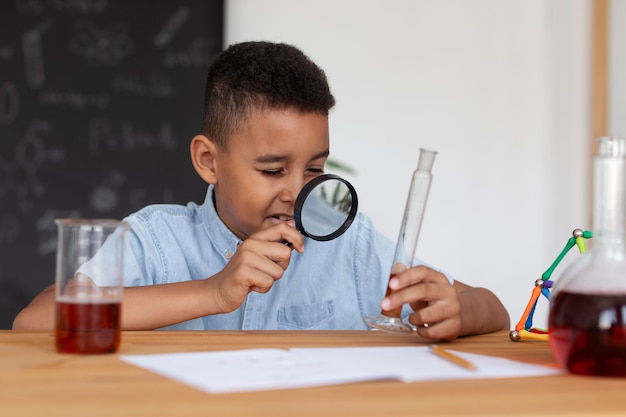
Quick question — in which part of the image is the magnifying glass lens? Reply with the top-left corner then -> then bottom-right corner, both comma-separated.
294,174 -> 358,241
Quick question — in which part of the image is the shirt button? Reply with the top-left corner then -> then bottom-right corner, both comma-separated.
225,251 -> 233,259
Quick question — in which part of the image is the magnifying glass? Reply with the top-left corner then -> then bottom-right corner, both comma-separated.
293,174 -> 358,241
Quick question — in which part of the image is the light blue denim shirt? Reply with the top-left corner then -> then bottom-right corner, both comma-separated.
120,186 -> 453,330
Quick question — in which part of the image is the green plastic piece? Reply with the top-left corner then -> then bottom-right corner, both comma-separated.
540,230 -> 592,282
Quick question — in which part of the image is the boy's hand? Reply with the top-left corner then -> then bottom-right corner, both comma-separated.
380,265 -> 462,341
209,223 -> 304,313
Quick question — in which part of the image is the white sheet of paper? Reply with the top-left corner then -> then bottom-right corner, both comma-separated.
120,346 -> 562,394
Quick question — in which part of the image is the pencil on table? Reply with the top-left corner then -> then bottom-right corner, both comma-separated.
429,345 -> 477,371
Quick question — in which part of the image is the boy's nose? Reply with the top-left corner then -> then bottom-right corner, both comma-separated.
279,176 -> 305,203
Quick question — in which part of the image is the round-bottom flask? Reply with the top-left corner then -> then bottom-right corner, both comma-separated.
548,136 -> 626,376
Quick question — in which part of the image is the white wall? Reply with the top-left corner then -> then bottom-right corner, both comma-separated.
225,0 -> 592,330
610,0 -> 626,134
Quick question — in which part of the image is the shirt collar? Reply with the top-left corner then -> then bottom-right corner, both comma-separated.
200,185 -> 242,253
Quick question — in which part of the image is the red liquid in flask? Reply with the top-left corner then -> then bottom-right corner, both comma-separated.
549,291 -> 626,376
55,300 -> 121,354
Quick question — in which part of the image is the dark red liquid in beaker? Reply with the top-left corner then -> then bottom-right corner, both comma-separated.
549,291 -> 626,376
55,301 -> 121,354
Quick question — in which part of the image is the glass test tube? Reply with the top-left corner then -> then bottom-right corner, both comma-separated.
364,148 -> 437,333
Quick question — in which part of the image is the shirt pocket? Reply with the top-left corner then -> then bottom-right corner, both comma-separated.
277,300 -> 334,329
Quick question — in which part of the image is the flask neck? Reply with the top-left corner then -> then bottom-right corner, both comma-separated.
593,137 -> 626,245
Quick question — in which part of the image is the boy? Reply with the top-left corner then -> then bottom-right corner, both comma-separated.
13,41 -> 509,340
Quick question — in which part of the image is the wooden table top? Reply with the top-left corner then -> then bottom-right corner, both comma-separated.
1,329 -> 624,417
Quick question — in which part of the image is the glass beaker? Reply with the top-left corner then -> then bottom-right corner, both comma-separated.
364,148 -> 437,333
548,136 -> 626,376
55,219 -> 129,354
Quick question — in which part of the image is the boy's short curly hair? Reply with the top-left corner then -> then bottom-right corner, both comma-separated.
201,41 -> 336,149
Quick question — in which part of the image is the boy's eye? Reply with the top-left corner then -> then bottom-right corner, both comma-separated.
307,167 -> 325,175
260,167 -> 324,176
262,169 -> 284,176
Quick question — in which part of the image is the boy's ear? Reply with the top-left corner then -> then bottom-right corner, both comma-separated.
190,134 -> 219,184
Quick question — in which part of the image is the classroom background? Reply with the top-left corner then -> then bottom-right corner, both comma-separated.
2,0 -> 621,330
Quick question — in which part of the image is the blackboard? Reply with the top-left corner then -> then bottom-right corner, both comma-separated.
0,0 -> 224,328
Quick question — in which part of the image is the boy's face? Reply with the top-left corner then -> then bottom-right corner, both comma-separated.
211,107 -> 330,240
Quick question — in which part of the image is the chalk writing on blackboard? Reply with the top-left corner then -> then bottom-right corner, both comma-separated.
0,0 -> 224,328
0,120 -> 67,213
154,6 -> 191,48
23,20 -> 52,89
15,0 -> 108,14
0,82 -> 20,124
70,19 -> 134,64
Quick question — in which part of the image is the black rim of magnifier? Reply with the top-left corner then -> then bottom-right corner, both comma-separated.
294,174 -> 359,241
